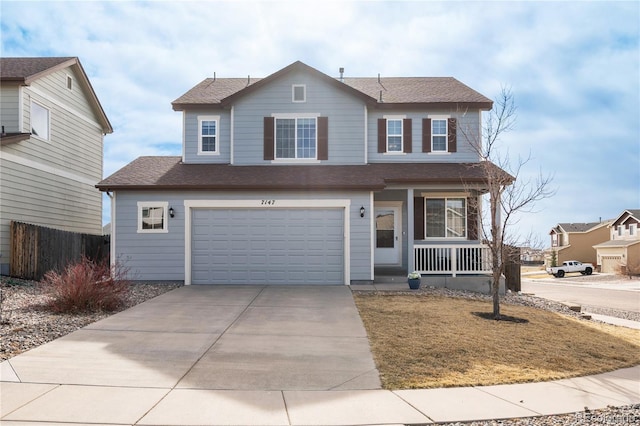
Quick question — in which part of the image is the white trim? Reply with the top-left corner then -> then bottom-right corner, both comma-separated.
109,192 -> 116,270
18,86 -> 24,131
385,117 -> 403,153
66,74 -> 73,91
369,191 -> 375,280
382,114 -> 406,120
230,106 -> 235,165
292,84 -> 306,103
197,115 -> 220,155
364,105 -> 368,164
271,159 -> 321,164
429,116 -> 449,153
271,112 -> 320,118
422,196 -> 468,240
137,201 -> 169,233
183,199 -> 351,285
28,86 -> 103,131
0,151 -> 97,186
30,99 -> 50,142
181,111 -> 186,163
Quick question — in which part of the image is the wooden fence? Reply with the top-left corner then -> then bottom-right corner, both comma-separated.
10,221 -> 109,280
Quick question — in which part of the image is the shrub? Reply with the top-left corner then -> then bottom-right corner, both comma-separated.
616,259 -> 640,279
40,257 -> 130,313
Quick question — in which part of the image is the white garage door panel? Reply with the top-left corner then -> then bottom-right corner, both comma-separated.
192,208 -> 344,285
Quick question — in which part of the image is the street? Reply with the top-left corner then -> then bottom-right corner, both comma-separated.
521,275 -> 640,313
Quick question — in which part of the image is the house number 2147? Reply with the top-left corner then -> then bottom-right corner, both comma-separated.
261,200 -> 276,205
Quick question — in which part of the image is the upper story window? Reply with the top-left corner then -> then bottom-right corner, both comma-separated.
618,225 -> 624,237
378,116 -> 411,154
630,223 -> 637,236
387,119 -> 403,152
432,119 -> 447,152
425,197 -> 466,238
551,233 -> 558,247
292,85 -> 306,102
198,115 -> 219,155
30,100 -> 50,141
275,117 -> 316,159
137,202 -> 168,233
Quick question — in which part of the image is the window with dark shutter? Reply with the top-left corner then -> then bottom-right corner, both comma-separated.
414,197 -> 425,240
448,117 -> 457,153
422,118 -> 431,153
403,119 -> 412,153
378,118 -> 386,153
317,116 -> 328,160
467,196 -> 478,240
264,117 -> 275,160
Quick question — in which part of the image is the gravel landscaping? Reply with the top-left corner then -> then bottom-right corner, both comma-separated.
0,277 -> 183,362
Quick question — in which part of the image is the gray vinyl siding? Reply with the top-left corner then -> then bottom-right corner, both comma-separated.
113,190 -> 372,282
0,65 -> 105,274
0,84 -> 20,132
183,110 -> 231,163
16,83 -> 104,181
0,157 -> 103,274
182,70 -> 367,165
367,109 -> 482,163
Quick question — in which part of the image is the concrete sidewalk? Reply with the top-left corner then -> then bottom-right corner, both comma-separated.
1,285 -> 639,425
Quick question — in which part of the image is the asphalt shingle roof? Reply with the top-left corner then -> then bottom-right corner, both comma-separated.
96,156 -> 510,192
0,57 -> 76,81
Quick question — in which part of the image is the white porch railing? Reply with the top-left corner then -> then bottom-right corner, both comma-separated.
413,244 -> 493,277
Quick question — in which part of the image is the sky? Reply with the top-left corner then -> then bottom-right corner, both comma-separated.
1,0 -> 638,248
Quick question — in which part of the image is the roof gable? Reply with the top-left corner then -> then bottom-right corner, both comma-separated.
0,57 -> 112,133
172,60 -> 492,111
611,209 -> 640,227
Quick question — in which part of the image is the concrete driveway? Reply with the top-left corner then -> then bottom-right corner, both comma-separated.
4,285 -> 381,391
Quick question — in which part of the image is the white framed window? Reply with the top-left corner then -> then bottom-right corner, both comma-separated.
386,118 -> 403,152
30,100 -> 50,141
66,74 -> 73,90
198,115 -> 219,155
630,223 -> 637,236
275,115 -> 317,159
618,225 -> 624,237
292,85 -> 306,102
432,118 -> 447,152
137,202 -> 168,233
425,197 -> 466,238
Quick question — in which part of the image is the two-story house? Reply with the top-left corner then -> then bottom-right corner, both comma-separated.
0,57 -> 112,275
547,221 -> 611,267
593,209 -> 640,273
97,61 -> 508,286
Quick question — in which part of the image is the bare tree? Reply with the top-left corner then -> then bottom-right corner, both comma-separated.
464,86 -> 555,319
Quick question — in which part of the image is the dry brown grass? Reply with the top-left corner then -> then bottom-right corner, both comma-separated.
354,293 -> 640,390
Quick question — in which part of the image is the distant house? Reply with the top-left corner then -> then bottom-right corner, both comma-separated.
593,209 -> 640,273
97,61 -> 512,288
0,57 -> 112,275
548,221 -> 611,266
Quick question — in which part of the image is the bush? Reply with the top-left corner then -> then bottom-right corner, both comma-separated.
40,257 -> 130,313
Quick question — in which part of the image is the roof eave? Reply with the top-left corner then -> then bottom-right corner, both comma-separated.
374,101 -> 493,110
96,183 -> 386,192
0,132 -> 31,146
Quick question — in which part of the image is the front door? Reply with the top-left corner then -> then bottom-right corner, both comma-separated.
374,203 -> 402,265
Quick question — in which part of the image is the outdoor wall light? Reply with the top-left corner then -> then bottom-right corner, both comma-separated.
169,207 -> 175,218
360,206 -> 365,218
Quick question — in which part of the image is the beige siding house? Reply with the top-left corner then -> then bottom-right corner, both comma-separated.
0,57 -> 112,275
593,209 -> 640,273
548,221 -> 611,266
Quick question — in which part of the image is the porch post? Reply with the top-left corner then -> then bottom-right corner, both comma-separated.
407,188 -> 414,272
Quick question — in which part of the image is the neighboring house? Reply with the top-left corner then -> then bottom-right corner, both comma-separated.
97,61 -> 510,286
547,221 -> 611,266
593,209 -> 640,273
0,57 -> 112,275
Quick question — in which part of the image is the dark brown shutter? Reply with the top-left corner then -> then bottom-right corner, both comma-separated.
403,118 -> 412,153
448,117 -> 457,153
422,118 -> 431,153
414,197 -> 425,240
467,197 -> 478,240
264,117 -> 274,160
317,116 -> 328,160
378,118 -> 386,153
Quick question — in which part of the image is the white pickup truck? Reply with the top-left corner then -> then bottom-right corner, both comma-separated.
546,260 -> 594,278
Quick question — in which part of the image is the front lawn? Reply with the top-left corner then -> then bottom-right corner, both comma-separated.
353,293 -> 640,389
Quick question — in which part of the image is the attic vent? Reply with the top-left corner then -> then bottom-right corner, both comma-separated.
66,75 -> 73,90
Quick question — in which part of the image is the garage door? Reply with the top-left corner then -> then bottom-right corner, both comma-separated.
191,208 -> 344,284
601,256 -> 623,274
